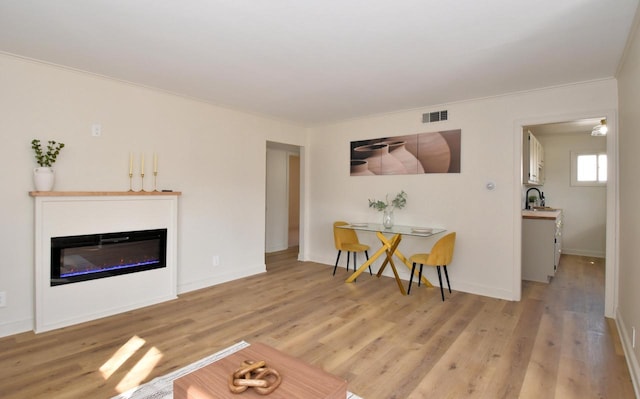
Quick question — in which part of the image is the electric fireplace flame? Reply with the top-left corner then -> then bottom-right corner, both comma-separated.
51,229 -> 167,286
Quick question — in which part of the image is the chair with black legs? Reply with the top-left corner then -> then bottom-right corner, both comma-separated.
407,232 -> 456,300
332,221 -> 372,277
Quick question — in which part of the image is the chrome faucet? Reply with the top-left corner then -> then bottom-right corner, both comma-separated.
525,187 -> 544,209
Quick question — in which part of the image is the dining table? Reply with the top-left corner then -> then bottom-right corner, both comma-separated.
338,223 -> 446,295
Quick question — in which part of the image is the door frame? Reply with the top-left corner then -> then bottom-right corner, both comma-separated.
265,141 -> 304,258
513,109 -> 618,317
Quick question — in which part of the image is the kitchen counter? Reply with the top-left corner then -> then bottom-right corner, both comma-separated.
522,209 -> 562,220
522,209 -> 563,283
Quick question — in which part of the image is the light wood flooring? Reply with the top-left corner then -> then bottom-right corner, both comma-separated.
0,250 -> 635,398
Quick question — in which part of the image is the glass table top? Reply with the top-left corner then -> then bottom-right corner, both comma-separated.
339,223 -> 446,237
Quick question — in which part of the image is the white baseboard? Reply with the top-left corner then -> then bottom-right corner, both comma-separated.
36,294 -> 178,333
615,309 -> 640,398
561,248 -> 605,258
178,264 -> 266,294
265,244 -> 288,253
0,264 -> 267,338
0,318 -> 33,338
308,254 -> 517,301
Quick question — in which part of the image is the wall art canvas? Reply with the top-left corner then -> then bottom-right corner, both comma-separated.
350,129 -> 461,176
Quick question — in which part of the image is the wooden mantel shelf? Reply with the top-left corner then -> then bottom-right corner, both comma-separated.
29,191 -> 182,197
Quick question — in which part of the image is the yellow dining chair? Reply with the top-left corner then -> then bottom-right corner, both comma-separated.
332,221 -> 372,276
408,232 -> 456,300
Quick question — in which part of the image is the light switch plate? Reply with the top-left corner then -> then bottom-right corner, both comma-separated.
91,123 -> 102,137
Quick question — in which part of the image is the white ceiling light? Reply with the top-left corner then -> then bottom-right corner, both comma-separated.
591,119 -> 608,136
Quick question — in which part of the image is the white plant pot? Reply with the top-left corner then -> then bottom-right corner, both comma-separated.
33,167 -> 55,191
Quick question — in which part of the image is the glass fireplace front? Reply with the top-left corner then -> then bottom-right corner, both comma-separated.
50,229 -> 167,286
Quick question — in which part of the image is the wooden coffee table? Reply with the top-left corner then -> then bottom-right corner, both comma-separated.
173,342 -> 348,398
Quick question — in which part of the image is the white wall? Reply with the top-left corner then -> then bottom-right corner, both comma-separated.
0,54 -> 306,337
265,148 -> 289,252
306,80 -> 618,301
0,50 -> 625,340
537,133 -> 607,257
616,9 -> 640,394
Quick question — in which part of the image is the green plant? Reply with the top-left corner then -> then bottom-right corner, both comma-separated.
31,139 -> 65,167
368,190 -> 407,212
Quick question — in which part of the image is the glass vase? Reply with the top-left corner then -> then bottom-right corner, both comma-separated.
382,209 -> 394,229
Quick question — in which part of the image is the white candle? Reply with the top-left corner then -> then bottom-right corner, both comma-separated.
153,153 -> 158,174
129,152 -> 133,175
141,153 -> 145,175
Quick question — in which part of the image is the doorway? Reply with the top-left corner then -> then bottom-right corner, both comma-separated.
518,112 -> 617,317
288,154 -> 300,247
265,141 -> 301,255
523,118 -> 607,258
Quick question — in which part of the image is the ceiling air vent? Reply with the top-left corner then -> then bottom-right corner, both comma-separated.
422,110 -> 448,123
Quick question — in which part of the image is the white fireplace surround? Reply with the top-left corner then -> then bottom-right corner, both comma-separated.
32,192 -> 180,333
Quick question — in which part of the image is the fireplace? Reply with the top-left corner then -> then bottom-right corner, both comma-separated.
33,192 -> 179,333
51,229 -> 167,286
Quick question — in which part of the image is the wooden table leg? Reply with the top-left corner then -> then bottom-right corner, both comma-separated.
345,230 -> 432,294
374,233 -> 406,295
376,233 -> 400,276
385,255 -> 406,295
344,241 -> 390,283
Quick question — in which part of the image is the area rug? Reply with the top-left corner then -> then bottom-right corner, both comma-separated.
112,341 -> 362,399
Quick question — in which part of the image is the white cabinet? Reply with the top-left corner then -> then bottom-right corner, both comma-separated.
553,215 -> 562,270
522,211 -> 562,283
523,131 -> 544,185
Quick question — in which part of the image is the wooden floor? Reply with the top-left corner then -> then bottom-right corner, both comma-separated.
0,250 -> 635,398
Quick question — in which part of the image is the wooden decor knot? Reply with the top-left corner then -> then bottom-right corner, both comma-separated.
228,359 -> 282,395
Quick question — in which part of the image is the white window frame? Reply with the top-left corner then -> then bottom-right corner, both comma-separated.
570,151 -> 607,187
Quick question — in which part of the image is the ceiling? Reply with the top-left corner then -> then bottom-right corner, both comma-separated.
0,1 -> 638,125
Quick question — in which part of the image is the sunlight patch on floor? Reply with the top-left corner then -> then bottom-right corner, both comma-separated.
98,335 -> 165,394
115,346 -> 164,393
100,335 -> 146,379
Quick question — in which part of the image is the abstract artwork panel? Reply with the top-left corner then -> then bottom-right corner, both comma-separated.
350,129 -> 461,176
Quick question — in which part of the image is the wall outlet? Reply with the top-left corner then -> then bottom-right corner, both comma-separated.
0,291 -> 6,307
212,255 -> 220,267
91,123 -> 102,137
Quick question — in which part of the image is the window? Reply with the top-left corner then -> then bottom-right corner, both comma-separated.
571,152 -> 607,186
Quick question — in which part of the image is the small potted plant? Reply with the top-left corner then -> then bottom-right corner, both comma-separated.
31,139 -> 65,191
368,190 -> 407,228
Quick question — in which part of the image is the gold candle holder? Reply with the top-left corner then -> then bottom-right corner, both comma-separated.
153,171 -> 158,192
128,172 -> 134,192
139,171 -> 146,192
